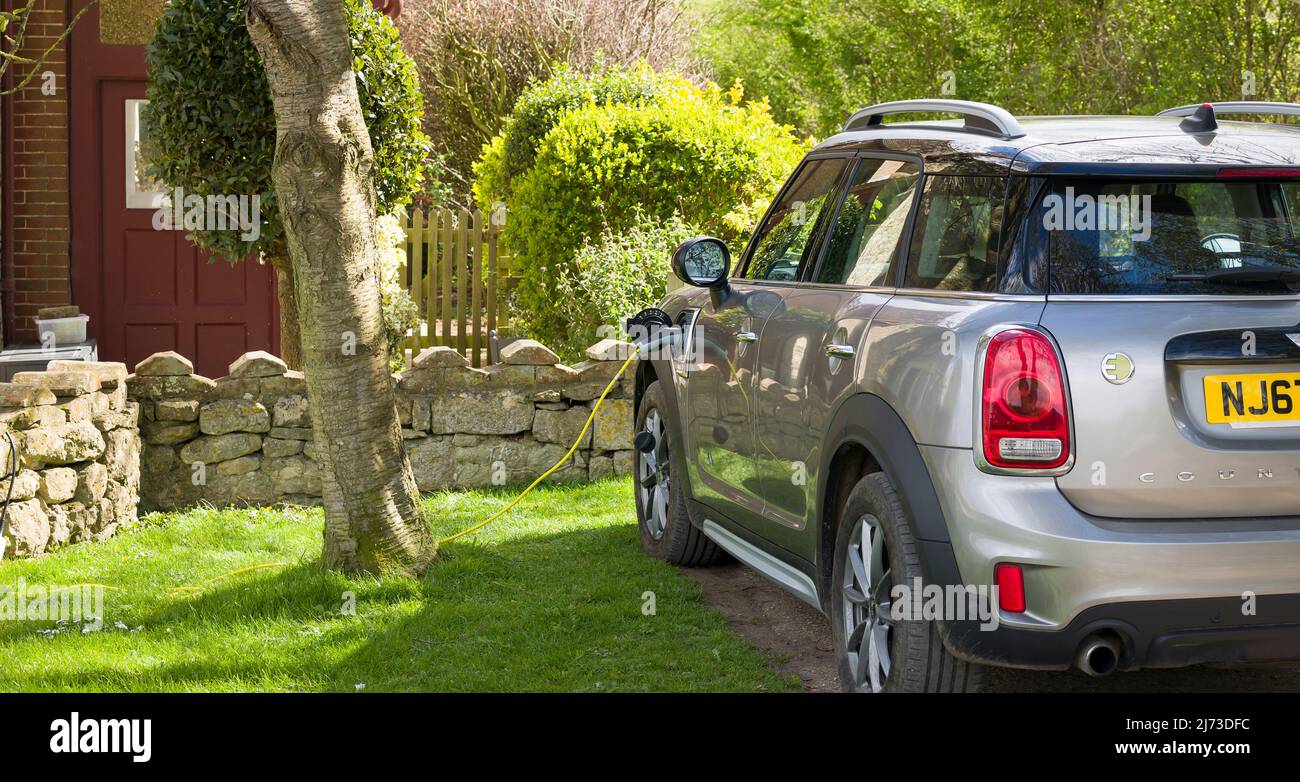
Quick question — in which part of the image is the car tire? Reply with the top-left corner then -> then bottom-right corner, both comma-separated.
634,380 -> 725,567
830,471 -> 985,692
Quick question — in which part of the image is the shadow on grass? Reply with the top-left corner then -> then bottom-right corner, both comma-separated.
35,516 -> 786,692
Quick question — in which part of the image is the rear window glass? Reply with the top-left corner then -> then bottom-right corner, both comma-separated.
904,175 -> 1005,292
1044,178 -> 1300,295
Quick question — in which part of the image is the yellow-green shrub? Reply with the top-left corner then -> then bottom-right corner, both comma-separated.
485,72 -> 804,351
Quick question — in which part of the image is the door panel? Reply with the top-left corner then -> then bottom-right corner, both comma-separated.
100,83 -> 275,378
685,157 -> 854,529
70,15 -> 278,379
748,155 -> 923,557
753,288 -> 891,557
680,286 -> 768,526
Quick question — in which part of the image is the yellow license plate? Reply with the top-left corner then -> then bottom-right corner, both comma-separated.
1205,372 -> 1300,426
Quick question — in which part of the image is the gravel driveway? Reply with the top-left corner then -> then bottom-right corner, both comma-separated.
689,562 -> 1300,693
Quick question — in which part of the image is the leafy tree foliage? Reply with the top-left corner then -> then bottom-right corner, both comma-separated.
691,0 -> 1300,138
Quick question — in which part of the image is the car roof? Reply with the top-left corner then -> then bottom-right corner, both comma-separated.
813,115 -> 1300,175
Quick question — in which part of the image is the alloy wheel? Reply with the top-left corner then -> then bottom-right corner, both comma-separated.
637,409 -> 671,540
841,514 -> 895,692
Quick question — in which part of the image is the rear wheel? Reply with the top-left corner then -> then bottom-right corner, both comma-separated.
830,472 -> 984,692
635,381 -> 724,566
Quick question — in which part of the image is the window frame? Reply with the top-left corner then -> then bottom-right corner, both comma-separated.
896,172 -> 1014,293
737,153 -> 857,284
805,151 -> 927,289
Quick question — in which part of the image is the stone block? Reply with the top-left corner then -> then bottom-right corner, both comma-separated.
429,390 -> 534,435
228,350 -> 287,378
200,399 -> 271,435
142,420 -> 199,446
271,394 -> 310,428
500,339 -> 560,366
155,399 -> 200,422
179,433 -> 263,464
135,351 -> 193,376
21,421 -> 106,468
592,398 -> 634,451
37,467 -> 78,503
533,406 -> 592,448
412,346 -> 468,369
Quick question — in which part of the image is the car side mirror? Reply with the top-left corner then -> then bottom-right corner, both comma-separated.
672,237 -> 731,290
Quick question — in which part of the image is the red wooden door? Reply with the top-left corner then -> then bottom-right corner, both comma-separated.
70,4 -> 278,379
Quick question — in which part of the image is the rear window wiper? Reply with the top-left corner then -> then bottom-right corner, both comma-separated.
1167,265 -> 1300,288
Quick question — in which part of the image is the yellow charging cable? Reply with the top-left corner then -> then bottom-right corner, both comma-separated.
437,350 -> 639,545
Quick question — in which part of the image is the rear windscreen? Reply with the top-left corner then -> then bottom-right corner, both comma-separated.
1043,178 -> 1300,295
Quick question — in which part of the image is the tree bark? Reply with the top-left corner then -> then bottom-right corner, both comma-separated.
247,0 -> 434,576
267,254 -> 304,371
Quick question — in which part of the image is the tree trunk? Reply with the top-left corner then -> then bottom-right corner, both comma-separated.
247,0 -> 434,576
267,254 -> 304,371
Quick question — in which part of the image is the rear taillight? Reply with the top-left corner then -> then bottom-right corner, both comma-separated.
980,328 -> 1070,470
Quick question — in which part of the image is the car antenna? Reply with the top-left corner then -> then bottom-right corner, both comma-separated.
1179,103 -> 1218,133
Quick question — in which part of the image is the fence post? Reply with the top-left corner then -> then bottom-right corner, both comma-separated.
440,208 -> 453,348
406,208 -> 423,352
486,217 -> 498,348
471,210 -> 485,367
455,207 -> 469,358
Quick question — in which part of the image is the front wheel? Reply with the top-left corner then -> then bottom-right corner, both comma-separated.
830,472 -> 984,692
634,380 -> 725,566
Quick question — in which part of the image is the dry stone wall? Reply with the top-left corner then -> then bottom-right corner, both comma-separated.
128,339 -> 639,512
0,361 -> 141,558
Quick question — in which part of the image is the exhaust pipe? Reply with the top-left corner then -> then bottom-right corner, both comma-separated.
1076,634 -> 1121,677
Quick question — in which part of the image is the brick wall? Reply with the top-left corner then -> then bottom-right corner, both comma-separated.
8,0 -> 72,343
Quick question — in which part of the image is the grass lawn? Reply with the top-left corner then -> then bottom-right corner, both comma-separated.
0,478 -> 799,692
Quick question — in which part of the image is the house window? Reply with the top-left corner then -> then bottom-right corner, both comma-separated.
124,99 -> 165,209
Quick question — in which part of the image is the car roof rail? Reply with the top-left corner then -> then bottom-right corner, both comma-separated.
1157,101 -> 1300,125
843,99 -> 1026,139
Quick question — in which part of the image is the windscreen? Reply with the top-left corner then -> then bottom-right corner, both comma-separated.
1044,177 -> 1300,295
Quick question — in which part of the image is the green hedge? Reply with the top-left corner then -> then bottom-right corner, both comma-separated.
473,63 -> 665,210
478,71 -> 804,353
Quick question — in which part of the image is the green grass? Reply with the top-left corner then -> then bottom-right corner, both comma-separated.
0,478 -> 797,692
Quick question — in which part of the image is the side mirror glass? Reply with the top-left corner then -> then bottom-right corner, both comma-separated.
672,237 -> 731,289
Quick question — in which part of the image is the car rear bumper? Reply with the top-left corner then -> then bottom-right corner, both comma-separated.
942,593 -> 1300,671
920,444 -> 1300,667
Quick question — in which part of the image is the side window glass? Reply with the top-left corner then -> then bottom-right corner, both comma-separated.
744,158 -> 848,281
904,175 -> 1005,292
814,158 -> 921,286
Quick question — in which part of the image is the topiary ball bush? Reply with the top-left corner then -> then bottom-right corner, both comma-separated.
143,0 -> 432,263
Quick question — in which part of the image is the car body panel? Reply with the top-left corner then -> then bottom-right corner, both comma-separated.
1043,299 -> 1300,518
641,109 -> 1300,670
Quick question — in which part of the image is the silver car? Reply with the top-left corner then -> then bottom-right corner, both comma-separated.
631,99 -> 1300,692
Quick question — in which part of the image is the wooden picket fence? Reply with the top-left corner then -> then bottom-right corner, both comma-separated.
398,206 -> 517,367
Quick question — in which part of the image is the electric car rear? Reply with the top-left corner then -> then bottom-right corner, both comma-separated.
632,99 -> 1300,692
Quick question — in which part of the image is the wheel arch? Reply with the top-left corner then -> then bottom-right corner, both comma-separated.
634,358 -> 704,526
817,393 -> 963,602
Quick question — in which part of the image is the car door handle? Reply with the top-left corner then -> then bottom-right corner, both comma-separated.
824,344 -> 855,359
736,331 -> 759,343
